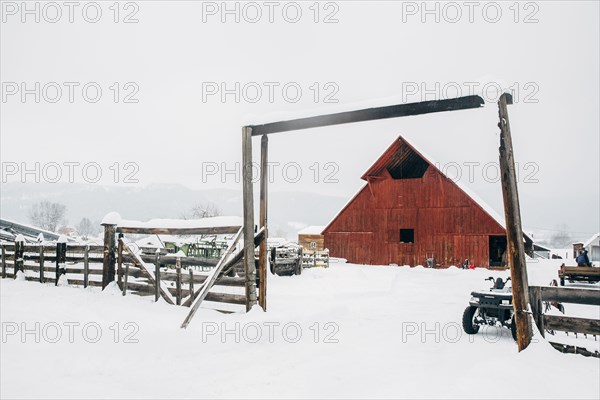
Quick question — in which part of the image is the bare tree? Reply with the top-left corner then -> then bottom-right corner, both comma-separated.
182,202 -> 221,219
77,217 -> 95,240
28,201 -> 67,232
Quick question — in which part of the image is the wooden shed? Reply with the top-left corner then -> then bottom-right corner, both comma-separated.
298,226 -> 326,251
323,136 -> 533,268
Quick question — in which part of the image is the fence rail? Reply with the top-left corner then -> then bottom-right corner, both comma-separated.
529,285 -> 600,358
301,249 -> 330,268
1,238 -> 247,312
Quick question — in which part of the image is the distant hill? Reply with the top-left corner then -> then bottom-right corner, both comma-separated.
0,182 -> 347,240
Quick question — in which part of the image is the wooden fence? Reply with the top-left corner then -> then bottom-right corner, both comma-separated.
1,241 -> 104,287
301,249 -> 329,268
117,239 -> 247,311
0,237 -> 248,313
529,286 -> 600,357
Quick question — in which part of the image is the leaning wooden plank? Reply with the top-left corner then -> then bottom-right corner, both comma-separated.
120,239 -> 174,305
181,228 -> 243,328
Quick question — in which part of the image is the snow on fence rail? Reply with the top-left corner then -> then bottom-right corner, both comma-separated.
0,238 -> 249,312
1,241 -> 104,287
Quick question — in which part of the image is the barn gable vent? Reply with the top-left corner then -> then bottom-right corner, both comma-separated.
386,145 -> 429,179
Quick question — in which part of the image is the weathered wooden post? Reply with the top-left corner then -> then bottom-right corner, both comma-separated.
101,222 -> 117,289
242,126 -> 257,311
1,245 -> 6,278
175,257 -> 182,306
154,250 -> 160,302
14,236 -> 24,278
55,238 -> 67,286
117,233 -> 124,290
529,286 -> 544,338
188,268 -> 195,304
258,134 -> 269,311
498,92 -> 533,351
83,245 -> 89,288
122,259 -> 129,296
39,244 -> 45,283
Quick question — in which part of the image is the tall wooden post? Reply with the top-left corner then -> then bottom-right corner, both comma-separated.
242,126 -> 257,311
101,223 -> 117,289
498,93 -> 532,351
258,134 -> 269,311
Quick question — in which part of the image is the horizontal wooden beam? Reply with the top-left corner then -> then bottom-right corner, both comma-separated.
543,315 -> 600,336
116,226 -> 241,235
123,253 -> 219,268
538,286 -> 600,306
249,95 -> 485,135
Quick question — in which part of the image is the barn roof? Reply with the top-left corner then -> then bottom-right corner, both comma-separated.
583,232 -> 600,248
325,135 -> 531,243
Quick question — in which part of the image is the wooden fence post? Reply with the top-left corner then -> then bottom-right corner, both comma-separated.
55,240 -> 67,286
154,250 -> 160,302
188,269 -> 195,304
83,245 -> 89,288
498,93 -> 532,351
101,223 -> 116,289
529,286 -> 544,338
39,244 -> 44,283
122,258 -> 129,296
258,133 -> 269,311
1,245 -> 6,278
117,234 -> 123,290
14,237 -> 24,278
242,126 -> 257,311
176,257 -> 182,306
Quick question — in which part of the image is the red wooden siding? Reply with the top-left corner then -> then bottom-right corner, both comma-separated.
323,137 -> 507,267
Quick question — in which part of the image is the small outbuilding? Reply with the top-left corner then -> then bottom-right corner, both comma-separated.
298,226 -> 326,251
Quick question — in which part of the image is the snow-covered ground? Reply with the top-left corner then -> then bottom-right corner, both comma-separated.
1,259 -> 599,399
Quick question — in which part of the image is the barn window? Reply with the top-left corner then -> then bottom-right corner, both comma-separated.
400,229 -> 414,243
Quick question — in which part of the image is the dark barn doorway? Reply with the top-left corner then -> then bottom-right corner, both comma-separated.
489,236 -> 507,267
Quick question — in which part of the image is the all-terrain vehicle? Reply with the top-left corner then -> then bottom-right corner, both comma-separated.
462,277 -> 517,341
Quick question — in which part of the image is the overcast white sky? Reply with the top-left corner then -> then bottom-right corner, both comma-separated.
1,1 -> 599,235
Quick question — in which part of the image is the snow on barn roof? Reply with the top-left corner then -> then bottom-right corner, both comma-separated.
323,135 -> 530,242
298,225 -> 325,235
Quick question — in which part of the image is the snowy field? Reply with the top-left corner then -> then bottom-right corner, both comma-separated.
1,259 -> 599,399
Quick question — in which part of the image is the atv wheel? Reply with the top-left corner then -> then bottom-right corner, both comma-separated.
510,315 -> 517,341
462,306 -> 480,334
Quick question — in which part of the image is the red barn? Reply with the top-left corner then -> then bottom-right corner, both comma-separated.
323,136 -> 532,268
